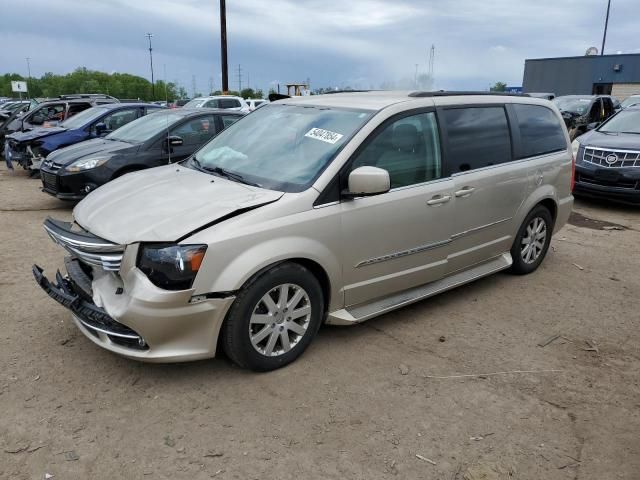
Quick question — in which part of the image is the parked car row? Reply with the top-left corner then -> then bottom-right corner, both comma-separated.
40,108 -> 243,199
32,91 -> 575,371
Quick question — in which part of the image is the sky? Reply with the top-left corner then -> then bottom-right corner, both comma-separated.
1,0 -> 639,95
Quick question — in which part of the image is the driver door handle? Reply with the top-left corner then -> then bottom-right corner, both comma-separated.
427,194 -> 451,206
454,187 -> 475,197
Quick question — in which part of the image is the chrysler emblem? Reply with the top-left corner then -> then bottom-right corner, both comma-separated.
605,153 -> 618,165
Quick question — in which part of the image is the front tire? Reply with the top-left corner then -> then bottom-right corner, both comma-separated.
221,262 -> 324,371
510,205 -> 553,275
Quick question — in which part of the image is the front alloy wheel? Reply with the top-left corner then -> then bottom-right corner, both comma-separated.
221,262 -> 324,371
249,283 -> 311,357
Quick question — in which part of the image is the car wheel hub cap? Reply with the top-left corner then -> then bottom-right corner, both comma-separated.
521,217 -> 547,264
249,283 -> 311,357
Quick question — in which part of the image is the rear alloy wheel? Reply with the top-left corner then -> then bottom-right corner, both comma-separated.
510,205 -> 553,275
222,262 -> 323,371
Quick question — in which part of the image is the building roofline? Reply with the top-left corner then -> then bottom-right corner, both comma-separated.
526,53 -> 640,62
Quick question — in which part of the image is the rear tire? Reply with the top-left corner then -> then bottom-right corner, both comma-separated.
509,205 -> 554,275
221,262 -> 324,371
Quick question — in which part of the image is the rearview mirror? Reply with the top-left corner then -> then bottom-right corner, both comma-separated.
344,166 -> 390,198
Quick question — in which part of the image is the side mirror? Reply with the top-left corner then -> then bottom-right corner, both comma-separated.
167,135 -> 183,146
586,122 -> 600,131
344,166 -> 390,198
94,122 -> 108,136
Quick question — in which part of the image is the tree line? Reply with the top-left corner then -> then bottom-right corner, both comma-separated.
1,67 -> 264,101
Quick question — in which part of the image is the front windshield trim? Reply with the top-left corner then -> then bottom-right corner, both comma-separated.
189,103 -> 374,193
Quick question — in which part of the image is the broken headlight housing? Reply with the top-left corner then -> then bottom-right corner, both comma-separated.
137,244 -> 207,291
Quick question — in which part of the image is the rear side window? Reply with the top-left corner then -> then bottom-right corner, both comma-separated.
219,98 -> 241,109
513,104 -> 566,158
443,107 -> 511,172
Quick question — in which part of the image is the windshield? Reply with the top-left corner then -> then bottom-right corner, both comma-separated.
190,103 -> 372,192
599,110 -> 640,134
553,97 -> 592,114
106,111 -> 185,143
621,97 -> 640,108
60,106 -> 108,129
183,98 -> 207,108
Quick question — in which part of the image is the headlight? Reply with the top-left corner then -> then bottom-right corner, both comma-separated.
67,156 -> 110,172
571,139 -> 581,157
137,244 -> 207,291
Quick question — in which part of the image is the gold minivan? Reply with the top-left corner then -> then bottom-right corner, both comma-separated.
34,91 -> 574,371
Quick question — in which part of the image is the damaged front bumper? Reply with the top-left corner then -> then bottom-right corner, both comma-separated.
33,263 -> 148,349
6,139 -> 44,170
34,218 -> 237,362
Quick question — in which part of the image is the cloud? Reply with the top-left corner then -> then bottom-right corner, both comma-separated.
1,0 -> 638,93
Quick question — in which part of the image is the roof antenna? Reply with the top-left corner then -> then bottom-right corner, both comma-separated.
166,111 -> 171,165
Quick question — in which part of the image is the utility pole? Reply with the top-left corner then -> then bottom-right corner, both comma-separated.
25,57 -> 31,99
414,64 -> 419,89
192,75 -> 197,98
219,0 -> 229,92
209,76 -> 214,95
237,64 -> 242,92
145,33 -> 155,98
601,0 -> 612,56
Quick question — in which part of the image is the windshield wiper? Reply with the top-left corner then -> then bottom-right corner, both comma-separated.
202,165 -> 262,188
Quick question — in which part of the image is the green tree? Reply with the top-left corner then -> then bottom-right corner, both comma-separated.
490,82 -> 507,92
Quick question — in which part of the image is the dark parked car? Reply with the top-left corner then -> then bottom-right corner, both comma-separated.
553,95 -> 616,140
40,108 -> 243,200
5,103 -> 163,172
572,105 -> 640,204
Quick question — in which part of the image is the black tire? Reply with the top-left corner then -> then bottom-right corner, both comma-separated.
509,205 -> 554,275
221,262 -> 324,371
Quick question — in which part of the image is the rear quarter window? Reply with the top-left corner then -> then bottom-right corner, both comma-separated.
443,106 -> 511,173
512,104 -> 566,158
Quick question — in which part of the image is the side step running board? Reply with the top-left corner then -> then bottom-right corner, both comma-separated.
327,253 -> 512,325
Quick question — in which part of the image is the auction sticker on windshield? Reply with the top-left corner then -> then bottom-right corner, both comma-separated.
304,128 -> 344,144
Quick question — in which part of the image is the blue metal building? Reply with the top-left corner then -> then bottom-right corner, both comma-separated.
523,53 -> 640,99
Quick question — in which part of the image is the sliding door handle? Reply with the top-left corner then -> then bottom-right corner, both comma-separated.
427,195 -> 451,206
454,187 -> 475,198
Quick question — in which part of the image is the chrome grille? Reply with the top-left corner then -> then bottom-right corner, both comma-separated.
583,146 -> 640,168
43,221 -> 124,272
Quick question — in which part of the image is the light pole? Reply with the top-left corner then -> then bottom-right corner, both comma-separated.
601,0 -> 612,56
25,57 -> 31,99
146,33 -> 155,98
220,0 -> 229,93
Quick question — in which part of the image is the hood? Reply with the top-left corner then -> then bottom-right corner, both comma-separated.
73,164 -> 284,244
8,126 -> 67,143
577,130 -> 640,150
47,138 -> 137,165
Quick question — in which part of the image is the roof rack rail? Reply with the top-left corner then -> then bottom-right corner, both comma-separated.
58,94 -> 118,100
409,91 -> 530,98
322,89 -> 374,94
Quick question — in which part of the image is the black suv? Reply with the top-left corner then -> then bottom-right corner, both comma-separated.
553,95 -> 616,140
573,105 -> 640,204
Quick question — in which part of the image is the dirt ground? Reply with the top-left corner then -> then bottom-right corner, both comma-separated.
1,164 -> 639,480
